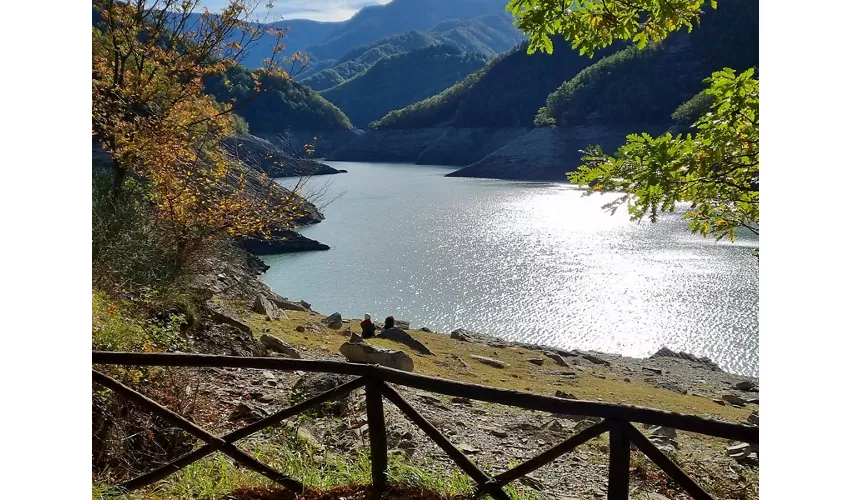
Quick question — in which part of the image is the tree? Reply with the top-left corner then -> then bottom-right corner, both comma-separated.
508,0 -> 716,56
92,0 -> 312,265
507,0 -> 758,241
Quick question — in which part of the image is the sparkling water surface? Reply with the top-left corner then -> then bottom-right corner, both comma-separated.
263,162 -> 759,376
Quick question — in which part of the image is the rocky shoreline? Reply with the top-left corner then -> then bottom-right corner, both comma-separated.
173,244 -> 759,499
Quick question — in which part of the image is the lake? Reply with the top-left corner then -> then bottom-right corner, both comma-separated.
263,161 -> 759,376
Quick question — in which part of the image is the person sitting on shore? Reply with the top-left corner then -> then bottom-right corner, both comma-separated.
378,315 -> 434,355
383,315 -> 395,331
360,313 -> 376,339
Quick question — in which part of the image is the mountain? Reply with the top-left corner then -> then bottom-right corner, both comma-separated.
301,13 -> 523,92
328,37 -> 615,164
427,12 -> 524,56
301,31 -> 448,91
235,19 -> 339,69
153,13 -> 338,70
303,0 -> 512,62
373,38 -> 619,130
332,0 -> 758,180
320,45 -> 487,127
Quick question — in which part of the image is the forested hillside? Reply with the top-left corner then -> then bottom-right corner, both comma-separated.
536,0 -> 758,127
320,45 -> 487,127
204,66 -> 353,135
373,38 -> 618,129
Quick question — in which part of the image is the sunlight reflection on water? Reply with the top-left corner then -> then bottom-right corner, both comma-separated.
264,162 -> 759,376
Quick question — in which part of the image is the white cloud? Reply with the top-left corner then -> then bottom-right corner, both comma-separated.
199,0 -> 392,22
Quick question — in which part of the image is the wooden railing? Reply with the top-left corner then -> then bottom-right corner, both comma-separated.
92,351 -> 758,500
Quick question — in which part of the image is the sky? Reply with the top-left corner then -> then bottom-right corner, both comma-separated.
199,0 -> 393,23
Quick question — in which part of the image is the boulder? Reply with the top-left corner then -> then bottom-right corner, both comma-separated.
421,327 -> 432,332
642,366 -> 663,375
253,294 -> 283,321
229,402 -> 268,421
295,325 -> 306,332
322,312 -> 343,329
298,300 -> 312,310
647,426 -> 677,440
657,381 -> 687,395
651,347 -> 721,371
541,419 -> 565,433
450,328 -> 474,342
573,419 -> 599,433
726,442 -> 753,457
722,394 -> 748,406
555,390 -> 577,400
269,297 -> 309,312
469,355 -> 508,369
649,434 -> 680,453
339,342 -> 414,371
259,334 -> 301,359
580,353 -> 611,366
449,328 -> 494,343
528,358 -> 545,366
735,380 -> 757,391
205,300 -> 253,335
747,411 -> 759,426
376,327 -> 434,355
545,352 -> 570,367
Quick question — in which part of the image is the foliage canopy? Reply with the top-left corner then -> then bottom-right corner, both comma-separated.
92,0 -> 314,264
509,0 -> 759,241
570,68 -> 758,241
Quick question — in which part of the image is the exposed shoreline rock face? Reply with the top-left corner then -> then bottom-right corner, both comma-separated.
326,124 -> 675,181
414,127 -> 530,165
327,127 -> 531,166
223,133 -> 342,178
328,128 -> 446,163
236,229 -> 330,255
446,124 -> 668,181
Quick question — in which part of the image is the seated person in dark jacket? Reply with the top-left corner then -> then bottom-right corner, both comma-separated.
383,315 -> 396,330
360,313 -> 376,339
378,315 -> 434,355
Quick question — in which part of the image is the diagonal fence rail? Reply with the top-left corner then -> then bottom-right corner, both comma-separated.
93,351 -> 758,499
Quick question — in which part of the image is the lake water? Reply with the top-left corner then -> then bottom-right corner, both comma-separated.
263,161 -> 759,376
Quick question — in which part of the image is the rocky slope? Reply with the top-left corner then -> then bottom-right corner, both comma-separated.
181,268 -> 760,499
327,127 -> 529,166
223,133 -> 342,178
445,124 -> 667,181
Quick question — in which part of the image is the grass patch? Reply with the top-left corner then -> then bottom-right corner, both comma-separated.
232,305 -> 752,423
92,429 -> 536,500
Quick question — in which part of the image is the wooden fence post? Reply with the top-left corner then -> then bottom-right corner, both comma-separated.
608,420 -> 630,500
366,379 -> 388,491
